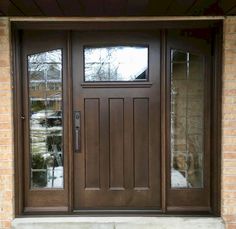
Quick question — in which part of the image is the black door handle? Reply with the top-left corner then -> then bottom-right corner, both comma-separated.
74,111 -> 81,153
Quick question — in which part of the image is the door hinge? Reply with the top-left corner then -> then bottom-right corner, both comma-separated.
20,115 -> 25,120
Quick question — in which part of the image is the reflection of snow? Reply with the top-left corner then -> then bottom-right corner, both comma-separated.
31,110 -> 61,119
171,169 -> 188,188
47,166 -> 63,188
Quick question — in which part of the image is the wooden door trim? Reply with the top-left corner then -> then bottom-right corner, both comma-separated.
211,23 -> 223,216
12,21 -> 222,216
80,82 -> 153,88
10,16 -> 224,22
160,29 -> 167,213
67,31 -> 74,213
12,24 -> 24,216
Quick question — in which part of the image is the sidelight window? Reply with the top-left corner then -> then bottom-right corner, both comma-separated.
28,49 -> 63,189
170,50 -> 204,188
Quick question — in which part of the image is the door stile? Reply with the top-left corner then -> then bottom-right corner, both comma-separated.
66,30 -> 74,213
160,29 -> 167,213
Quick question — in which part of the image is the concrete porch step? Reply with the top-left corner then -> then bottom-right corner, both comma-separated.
12,217 -> 225,229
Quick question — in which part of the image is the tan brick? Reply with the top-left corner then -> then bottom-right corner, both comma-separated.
223,214 -> 236,222
225,33 -> 236,40
223,109 -> 236,116
0,106 -> 12,113
224,95 -> 236,104
222,176 -> 236,184
223,192 -> 236,199
224,97 -> 234,104
0,123 -> 12,129
226,25 -> 236,33
224,22 -> 236,33
2,191 -> 12,202
222,197 -> 236,205
0,212 -> 13,220
224,73 -> 236,80
224,64 -> 236,73
223,206 -> 236,215
223,94 -> 236,101
0,99 -> 11,106
0,131 -> 12,138
223,121 -> 236,128
0,144 -> 12,151
0,42 -> 9,51
0,115 -> 12,124
224,113 -> 236,120
0,153 -> 13,161
0,52 -> 10,67
224,82 -> 236,89
223,145 -> 236,151
225,48 -> 236,56
0,169 -> 13,176
223,129 -> 236,136
0,20 -> 8,27
0,83 -> 11,91
223,185 -> 236,191
224,161 -> 236,167
0,138 -> 13,146
225,40 -> 236,49
1,220 -> 11,228
223,168 -> 236,175
0,180 -> 13,192
0,160 -> 13,169
224,154 -> 236,160
223,137 -> 236,145
226,224 -> 236,229
225,58 -> 236,65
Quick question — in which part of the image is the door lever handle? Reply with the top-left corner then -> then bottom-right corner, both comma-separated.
74,111 -> 81,153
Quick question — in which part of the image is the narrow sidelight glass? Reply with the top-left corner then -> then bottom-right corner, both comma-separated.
170,50 -> 204,188
28,49 -> 63,188
84,46 -> 148,81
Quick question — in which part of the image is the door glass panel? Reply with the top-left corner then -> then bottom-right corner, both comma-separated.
28,49 -> 63,189
84,46 -> 148,81
170,50 -> 204,188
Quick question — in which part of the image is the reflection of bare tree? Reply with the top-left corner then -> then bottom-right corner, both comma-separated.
28,49 -> 63,188
85,46 -> 147,81
85,47 -> 120,81
28,50 -> 62,81
170,50 -> 204,188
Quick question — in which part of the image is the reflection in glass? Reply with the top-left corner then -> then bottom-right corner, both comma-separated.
28,49 -> 63,188
171,50 -> 204,188
84,46 -> 148,81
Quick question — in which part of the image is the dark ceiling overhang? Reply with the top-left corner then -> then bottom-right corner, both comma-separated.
0,0 -> 236,17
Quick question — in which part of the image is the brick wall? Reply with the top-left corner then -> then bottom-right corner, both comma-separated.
223,17 -> 236,229
0,18 -> 14,229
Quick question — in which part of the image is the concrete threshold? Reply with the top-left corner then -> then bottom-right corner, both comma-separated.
12,217 -> 225,229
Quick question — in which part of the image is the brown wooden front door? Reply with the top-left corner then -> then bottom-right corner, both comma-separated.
72,31 -> 161,211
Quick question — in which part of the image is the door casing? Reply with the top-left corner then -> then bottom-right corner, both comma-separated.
11,19 -> 222,216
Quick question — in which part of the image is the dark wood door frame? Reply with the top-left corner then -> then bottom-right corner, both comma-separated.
11,19 -> 222,216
